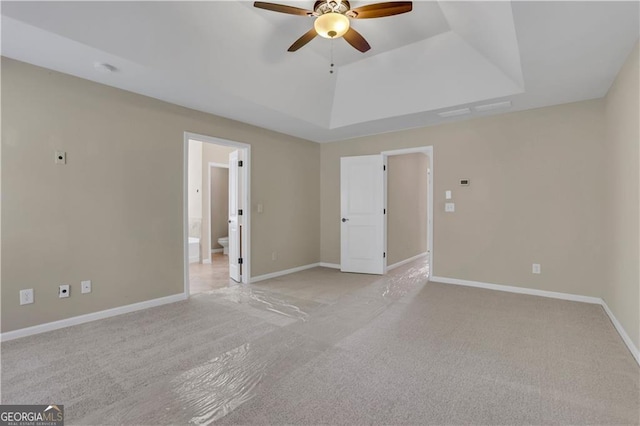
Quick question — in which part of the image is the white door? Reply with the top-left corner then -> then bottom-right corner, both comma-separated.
228,150 -> 241,282
340,155 -> 385,274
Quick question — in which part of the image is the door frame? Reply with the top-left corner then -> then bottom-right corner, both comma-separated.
183,132 -> 251,294
381,146 -> 433,274
207,162 -> 230,259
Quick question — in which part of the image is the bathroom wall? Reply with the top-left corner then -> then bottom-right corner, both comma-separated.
603,41 -> 639,350
387,153 -> 429,266
200,143 -> 236,259
321,99 -> 606,298
187,139 -> 203,239
211,167 -> 229,250
2,57 -> 320,332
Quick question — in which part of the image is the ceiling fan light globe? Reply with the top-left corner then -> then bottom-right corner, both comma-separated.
314,12 -> 350,39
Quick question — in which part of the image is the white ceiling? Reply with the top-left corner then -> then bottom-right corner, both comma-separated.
2,1 -> 638,143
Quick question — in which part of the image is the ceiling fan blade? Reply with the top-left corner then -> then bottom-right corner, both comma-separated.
254,2 -> 314,16
288,28 -> 318,51
343,28 -> 371,52
349,1 -> 412,19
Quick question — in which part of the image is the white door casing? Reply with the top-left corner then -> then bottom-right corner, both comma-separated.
228,150 -> 241,282
340,155 -> 385,274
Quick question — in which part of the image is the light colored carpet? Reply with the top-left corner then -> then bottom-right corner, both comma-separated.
2,258 -> 638,425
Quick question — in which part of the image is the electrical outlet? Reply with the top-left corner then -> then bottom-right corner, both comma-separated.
445,203 -> 455,212
532,263 -> 541,274
20,289 -> 34,305
81,280 -> 92,294
59,284 -> 70,298
272,252 -> 277,261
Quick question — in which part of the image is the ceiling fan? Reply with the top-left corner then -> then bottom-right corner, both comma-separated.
254,0 -> 413,53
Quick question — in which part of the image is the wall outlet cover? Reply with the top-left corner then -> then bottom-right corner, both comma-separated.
445,203 -> 455,212
532,264 -> 541,274
81,280 -> 92,294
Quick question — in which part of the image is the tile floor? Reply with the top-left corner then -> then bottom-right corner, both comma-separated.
2,258 -> 638,425
189,253 -> 232,294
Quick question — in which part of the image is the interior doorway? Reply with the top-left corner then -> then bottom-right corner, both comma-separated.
183,132 -> 251,295
339,146 -> 433,276
382,146 -> 433,275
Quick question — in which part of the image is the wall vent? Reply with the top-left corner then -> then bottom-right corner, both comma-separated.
437,108 -> 471,118
474,101 -> 512,112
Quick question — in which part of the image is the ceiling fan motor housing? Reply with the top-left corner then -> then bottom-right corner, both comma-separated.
314,0 -> 351,15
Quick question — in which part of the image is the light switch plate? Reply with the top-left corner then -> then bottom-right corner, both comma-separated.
20,289 -> 34,305
445,191 -> 452,200
81,280 -> 92,294
445,203 -> 455,212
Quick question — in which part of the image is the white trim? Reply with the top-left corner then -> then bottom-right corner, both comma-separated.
251,263 -> 321,283
601,300 -> 640,365
184,132 -> 251,294
183,141 -> 190,295
211,248 -> 223,254
319,262 -> 341,269
429,275 -> 639,366
209,161 -> 229,169
430,276 -> 601,304
381,146 -> 433,276
0,293 -> 187,342
387,252 -> 429,271
202,259 -> 212,265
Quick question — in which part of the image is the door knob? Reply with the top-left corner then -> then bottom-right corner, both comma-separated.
342,218 -> 349,223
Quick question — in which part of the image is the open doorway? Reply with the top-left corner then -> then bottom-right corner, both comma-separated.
382,146 -> 433,275
183,132 -> 251,295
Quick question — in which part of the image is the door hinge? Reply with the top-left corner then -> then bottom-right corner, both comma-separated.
238,258 -> 243,265
238,209 -> 243,216
383,165 -> 386,171
238,160 -> 243,167
383,252 -> 386,258
383,208 -> 386,214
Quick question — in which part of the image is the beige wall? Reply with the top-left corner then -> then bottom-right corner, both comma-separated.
210,167 -> 229,249
200,142 -> 235,259
387,153 -> 429,265
187,139 -> 203,238
603,42 -> 639,350
1,58 -> 320,332
321,100 -> 606,298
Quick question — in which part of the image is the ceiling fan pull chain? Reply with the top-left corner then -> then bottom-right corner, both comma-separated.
330,40 -> 335,74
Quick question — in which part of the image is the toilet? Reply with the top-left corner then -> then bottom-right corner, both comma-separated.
218,236 -> 229,255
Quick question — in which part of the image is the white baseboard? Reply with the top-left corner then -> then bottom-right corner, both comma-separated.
319,262 -> 341,269
202,259 -> 212,265
0,293 -> 188,342
251,263 -> 321,283
211,249 -> 223,254
387,252 -> 429,271
189,256 -> 199,264
430,275 -> 639,366
601,300 -> 640,365
430,276 -> 601,304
